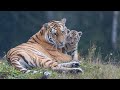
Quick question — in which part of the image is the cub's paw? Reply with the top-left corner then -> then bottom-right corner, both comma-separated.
70,61 -> 80,68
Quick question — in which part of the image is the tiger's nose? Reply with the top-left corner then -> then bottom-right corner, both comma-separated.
71,42 -> 74,45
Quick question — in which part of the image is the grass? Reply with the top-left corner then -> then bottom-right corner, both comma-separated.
1,44 -> 120,79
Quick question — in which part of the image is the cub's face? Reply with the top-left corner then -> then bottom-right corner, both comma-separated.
66,30 -> 82,45
44,18 -> 68,48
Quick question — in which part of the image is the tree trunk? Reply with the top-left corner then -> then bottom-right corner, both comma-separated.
112,11 -> 119,50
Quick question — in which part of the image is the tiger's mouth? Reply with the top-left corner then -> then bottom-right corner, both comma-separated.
70,42 -> 75,45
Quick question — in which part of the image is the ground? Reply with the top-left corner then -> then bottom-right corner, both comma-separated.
0,58 -> 120,79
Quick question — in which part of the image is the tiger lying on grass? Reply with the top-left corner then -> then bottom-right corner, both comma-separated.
6,18 -> 83,74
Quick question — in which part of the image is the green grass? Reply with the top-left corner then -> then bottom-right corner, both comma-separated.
1,58 -> 120,79
1,44 -> 120,79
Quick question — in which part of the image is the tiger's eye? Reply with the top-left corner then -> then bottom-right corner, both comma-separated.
62,31 -> 64,33
74,38 -> 77,40
54,33 -> 57,36
69,37 -> 72,39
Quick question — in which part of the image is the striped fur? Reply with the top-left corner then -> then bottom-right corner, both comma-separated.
62,30 -> 82,61
6,19 -> 83,73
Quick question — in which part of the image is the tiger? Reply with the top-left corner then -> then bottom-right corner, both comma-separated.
61,30 -> 83,68
63,30 -> 82,60
6,18 -> 83,74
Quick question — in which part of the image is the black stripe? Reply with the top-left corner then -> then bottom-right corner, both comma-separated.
43,60 -> 51,66
51,23 -> 56,28
29,62 -> 35,68
9,50 -> 25,58
8,49 -> 20,57
32,37 -> 39,43
17,54 -> 29,64
48,62 -> 54,66
71,54 -> 74,58
8,50 -> 17,57
48,33 -> 54,44
44,60 -> 51,64
33,58 -> 38,67
65,44 -> 68,50
36,34 -> 40,41
48,33 -> 50,39
70,49 -> 77,55
49,39 -> 54,44
68,43 -> 71,47
40,30 -> 43,35
10,56 -> 19,61
28,40 -> 34,43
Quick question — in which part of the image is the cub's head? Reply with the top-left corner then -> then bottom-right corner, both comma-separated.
41,18 -> 68,48
66,30 -> 82,45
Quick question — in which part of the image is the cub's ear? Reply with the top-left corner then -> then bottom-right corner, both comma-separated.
78,31 -> 82,36
43,23 -> 48,29
67,29 -> 70,33
61,18 -> 66,24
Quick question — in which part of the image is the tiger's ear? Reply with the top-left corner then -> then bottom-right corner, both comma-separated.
43,23 -> 48,29
61,18 -> 66,24
78,31 -> 82,36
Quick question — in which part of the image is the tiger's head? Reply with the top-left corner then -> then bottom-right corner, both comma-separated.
41,18 -> 68,48
66,30 -> 82,45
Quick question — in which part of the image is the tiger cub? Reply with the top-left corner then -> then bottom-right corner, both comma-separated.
61,30 -> 82,67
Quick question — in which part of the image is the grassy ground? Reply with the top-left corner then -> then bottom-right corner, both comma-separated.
1,45 -> 120,79
1,57 -> 120,79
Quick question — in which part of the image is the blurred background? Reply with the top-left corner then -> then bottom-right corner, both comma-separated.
0,11 -> 120,61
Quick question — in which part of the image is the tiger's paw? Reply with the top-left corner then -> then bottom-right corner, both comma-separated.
70,68 -> 83,74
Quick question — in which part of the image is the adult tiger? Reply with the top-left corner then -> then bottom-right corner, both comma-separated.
6,18 -> 82,73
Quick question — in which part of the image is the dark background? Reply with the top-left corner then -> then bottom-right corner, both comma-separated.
0,11 -> 120,61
